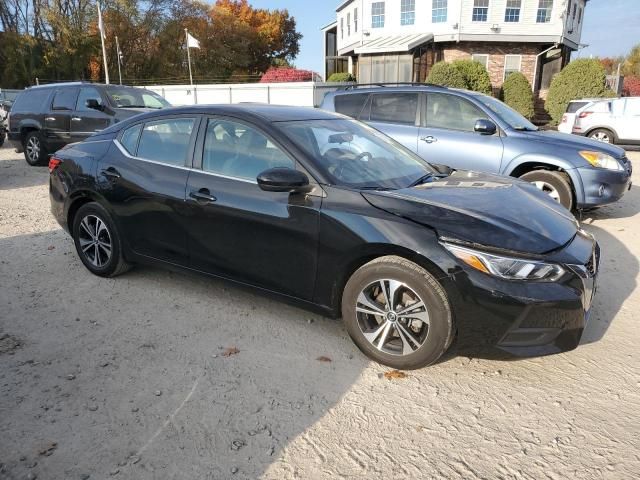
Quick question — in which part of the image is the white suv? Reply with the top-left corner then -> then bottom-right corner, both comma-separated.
572,97 -> 640,145
558,99 -> 601,134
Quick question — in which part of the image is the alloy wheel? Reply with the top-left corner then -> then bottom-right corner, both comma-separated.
590,131 -> 611,143
78,215 -> 112,268
532,181 -> 561,202
26,136 -> 41,163
356,279 -> 430,356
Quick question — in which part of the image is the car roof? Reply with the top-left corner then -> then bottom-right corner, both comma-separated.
328,84 -> 477,95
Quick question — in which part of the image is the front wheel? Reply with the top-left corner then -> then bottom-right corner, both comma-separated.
520,170 -> 574,211
72,202 -> 131,277
341,256 -> 453,370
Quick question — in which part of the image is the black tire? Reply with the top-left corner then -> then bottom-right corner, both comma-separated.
72,202 -> 131,278
588,128 -> 616,145
23,130 -> 48,166
519,170 -> 574,211
341,256 -> 453,370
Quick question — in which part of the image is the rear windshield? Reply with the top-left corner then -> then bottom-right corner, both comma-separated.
566,101 -> 589,113
11,89 -> 53,113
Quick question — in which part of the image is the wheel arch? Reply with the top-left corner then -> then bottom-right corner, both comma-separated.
66,190 -> 112,235
584,126 -> 619,142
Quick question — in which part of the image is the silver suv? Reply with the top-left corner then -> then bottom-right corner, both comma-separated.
573,97 -> 640,145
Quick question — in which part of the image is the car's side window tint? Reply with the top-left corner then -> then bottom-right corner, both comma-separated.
426,93 -> 488,132
136,118 -> 195,166
202,119 -> 294,181
52,88 -> 79,111
120,124 -> 142,155
334,94 -> 369,119
370,93 -> 419,125
76,87 -> 103,111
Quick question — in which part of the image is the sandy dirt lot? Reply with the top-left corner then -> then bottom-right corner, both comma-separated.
0,144 -> 639,480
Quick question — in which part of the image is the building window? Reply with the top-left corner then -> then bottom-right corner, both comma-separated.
354,8 -> 358,32
432,0 -> 447,23
340,18 -> 344,39
504,55 -> 521,80
578,6 -> 583,24
504,0 -> 521,22
347,12 -> 351,35
372,2 -> 385,28
472,54 -> 489,69
536,0 -> 553,23
401,0 -> 415,25
472,0 -> 489,22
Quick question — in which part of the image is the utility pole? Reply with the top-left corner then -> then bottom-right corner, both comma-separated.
115,35 -> 123,85
97,1 -> 110,84
185,28 -> 194,86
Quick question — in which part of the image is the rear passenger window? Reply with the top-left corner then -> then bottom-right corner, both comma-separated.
120,124 -> 142,155
136,118 -> 195,166
334,94 -> 369,118
566,102 -> 588,113
370,93 -> 419,125
52,88 -> 79,110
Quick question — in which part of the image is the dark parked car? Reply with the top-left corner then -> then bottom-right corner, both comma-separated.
8,82 -> 170,165
49,105 -> 599,369
321,85 -> 632,211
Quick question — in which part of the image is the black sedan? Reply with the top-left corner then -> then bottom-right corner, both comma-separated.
49,105 -> 599,369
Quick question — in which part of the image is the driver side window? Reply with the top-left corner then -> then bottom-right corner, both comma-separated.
202,119 -> 294,181
426,93 -> 488,132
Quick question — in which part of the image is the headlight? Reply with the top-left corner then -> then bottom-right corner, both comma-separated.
579,151 -> 623,171
442,243 -> 565,282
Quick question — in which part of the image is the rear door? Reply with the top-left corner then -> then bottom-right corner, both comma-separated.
44,88 -> 79,151
417,92 -> 504,172
361,92 -> 420,153
619,98 -> 640,142
71,86 -> 112,142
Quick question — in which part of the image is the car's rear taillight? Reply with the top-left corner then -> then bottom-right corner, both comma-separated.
48,157 -> 62,173
578,111 -> 593,119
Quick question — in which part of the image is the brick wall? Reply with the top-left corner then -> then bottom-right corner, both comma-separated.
440,42 -> 542,91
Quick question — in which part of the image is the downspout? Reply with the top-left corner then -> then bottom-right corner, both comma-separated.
533,44 -> 558,93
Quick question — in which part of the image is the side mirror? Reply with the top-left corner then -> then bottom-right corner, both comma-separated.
86,99 -> 104,111
474,119 -> 497,135
257,168 -> 312,193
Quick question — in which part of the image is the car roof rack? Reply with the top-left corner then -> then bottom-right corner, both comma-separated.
341,82 -> 447,90
29,81 -> 98,89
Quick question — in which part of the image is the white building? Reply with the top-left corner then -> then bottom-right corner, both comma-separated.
322,0 -> 587,94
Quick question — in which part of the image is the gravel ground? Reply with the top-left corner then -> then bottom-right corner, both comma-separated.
0,144 -> 639,480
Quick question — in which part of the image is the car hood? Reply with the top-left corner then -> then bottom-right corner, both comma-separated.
363,170 -> 578,255
515,129 -> 626,159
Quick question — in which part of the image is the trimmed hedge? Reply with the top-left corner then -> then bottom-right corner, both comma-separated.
501,72 -> 535,119
546,59 -> 609,125
452,59 -> 493,95
327,72 -> 356,82
426,62 -> 468,89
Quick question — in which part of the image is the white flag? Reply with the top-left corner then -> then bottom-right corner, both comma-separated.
186,32 -> 200,49
97,1 -> 106,40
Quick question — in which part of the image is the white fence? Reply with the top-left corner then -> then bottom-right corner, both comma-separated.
138,82 -> 352,108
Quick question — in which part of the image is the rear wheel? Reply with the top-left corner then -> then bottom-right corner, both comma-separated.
341,256 -> 453,370
520,170 -> 574,211
24,131 -> 48,166
588,128 -> 616,144
72,202 -> 131,277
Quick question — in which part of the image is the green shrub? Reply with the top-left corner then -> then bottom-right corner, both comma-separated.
501,72 -> 535,119
327,72 -> 356,82
426,62 -> 468,89
452,59 -> 493,95
546,59 -> 609,125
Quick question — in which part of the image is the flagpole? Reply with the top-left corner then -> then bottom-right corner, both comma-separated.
115,35 -> 122,85
98,1 -> 110,84
185,28 -> 194,86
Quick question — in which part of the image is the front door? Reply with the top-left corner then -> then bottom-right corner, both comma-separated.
417,92 -> 504,172
185,117 -> 321,300
71,86 -> 112,142
97,115 -> 199,266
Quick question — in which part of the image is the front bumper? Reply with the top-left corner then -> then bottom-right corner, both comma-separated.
576,158 -> 632,208
443,231 -> 599,358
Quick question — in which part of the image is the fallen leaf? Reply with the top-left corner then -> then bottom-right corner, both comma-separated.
316,356 -> 332,362
222,347 -> 240,357
39,442 -> 57,456
383,370 -> 407,380
47,246 -> 55,251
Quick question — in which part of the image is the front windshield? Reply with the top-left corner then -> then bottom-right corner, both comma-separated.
475,94 -> 538,131
280,119 -> 435,190
105,86 -> 171,109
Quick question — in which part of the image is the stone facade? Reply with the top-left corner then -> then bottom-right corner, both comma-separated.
440,42 -> 541,92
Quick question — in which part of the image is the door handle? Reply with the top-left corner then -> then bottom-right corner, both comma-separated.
420,136 -> 438,144
101,167 -> 121,179
190,189 -> 217,204
45,117 -> 56,122
71,117 -> 82,122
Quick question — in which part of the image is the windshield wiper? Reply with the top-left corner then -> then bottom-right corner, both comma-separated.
409,172 -> 436,187
359,186 -> 394,191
